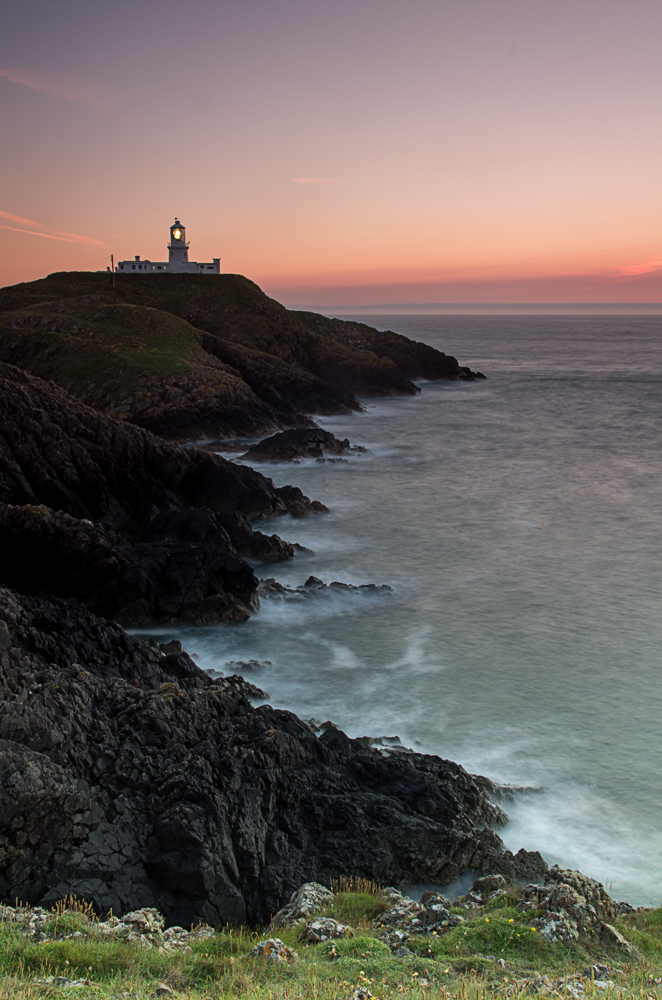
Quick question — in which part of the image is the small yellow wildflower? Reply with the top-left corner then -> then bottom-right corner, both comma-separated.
508,918 -> 514,923
485,917 -> 489,922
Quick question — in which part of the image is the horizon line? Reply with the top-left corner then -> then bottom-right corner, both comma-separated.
285,301 -> 662,315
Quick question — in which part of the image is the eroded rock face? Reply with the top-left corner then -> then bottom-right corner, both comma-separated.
0,364 -> 315,622
0,585 -> 539,927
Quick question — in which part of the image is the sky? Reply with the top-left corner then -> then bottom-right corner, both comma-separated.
1,0 -> 662,307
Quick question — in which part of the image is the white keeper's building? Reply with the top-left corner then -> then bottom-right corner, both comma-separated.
115,220 -> 220,274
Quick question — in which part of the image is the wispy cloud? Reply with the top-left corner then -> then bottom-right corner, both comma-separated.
617,257 -> 662,278
0,209 -> 42,227
0,209 -> 109,248
0,68 -> 108,108
0,225 -> 109,247
293,177 -> 343,186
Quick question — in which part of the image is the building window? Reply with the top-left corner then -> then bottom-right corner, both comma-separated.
132,265 -> 136,270
157,266 -> 162,270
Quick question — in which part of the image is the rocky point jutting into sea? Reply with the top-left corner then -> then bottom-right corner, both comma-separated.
0,271 -> 557,927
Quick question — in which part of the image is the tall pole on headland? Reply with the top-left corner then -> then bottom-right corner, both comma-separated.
110,254 -> 115,288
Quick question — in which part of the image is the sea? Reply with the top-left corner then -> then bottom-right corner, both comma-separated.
135,314 -> 662,906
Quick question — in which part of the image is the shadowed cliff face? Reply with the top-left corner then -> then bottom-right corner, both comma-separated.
0,586 -> 544,927
0,273 -> 485,440
0,364 -> 321,624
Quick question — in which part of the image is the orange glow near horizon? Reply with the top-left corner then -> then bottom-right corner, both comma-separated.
1,1 -> 661,306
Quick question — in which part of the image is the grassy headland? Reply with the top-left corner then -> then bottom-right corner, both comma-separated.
0,272 -> 483,440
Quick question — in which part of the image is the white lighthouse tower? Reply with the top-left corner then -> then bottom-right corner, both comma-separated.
114,220 -> 221,274
168,220 -> 190,268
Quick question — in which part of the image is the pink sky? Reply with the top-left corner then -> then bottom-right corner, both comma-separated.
1,0 -> 661,306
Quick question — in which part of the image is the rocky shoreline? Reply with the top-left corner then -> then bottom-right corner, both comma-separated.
0,274 -> 568,931
0,583 -> 549,926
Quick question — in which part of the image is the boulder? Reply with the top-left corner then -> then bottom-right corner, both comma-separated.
249,938 -> 297,963
301,917 -> 353,943
270,882 -> 334,927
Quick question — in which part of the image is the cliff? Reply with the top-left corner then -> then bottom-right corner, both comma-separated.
0,363 -> 320,624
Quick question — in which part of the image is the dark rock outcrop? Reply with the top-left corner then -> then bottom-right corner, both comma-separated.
0,585 -> 542,927
274,485 -> 329,518
295,313 -> 488,383
242,428 -> 362,463
258,576 -> 392,602
0,364 -> 321,622
0,504 -> 258,625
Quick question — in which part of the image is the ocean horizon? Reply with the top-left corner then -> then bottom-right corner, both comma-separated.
287,303 -> 662,316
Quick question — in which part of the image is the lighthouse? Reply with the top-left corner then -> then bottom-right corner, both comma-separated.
168,220 -> 190,268
115,220 -> 221,274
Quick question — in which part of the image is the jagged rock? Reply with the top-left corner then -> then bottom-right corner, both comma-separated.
380,887 -> 407,904
0,363 -> 323,622
249,938 -> 297,963
517,866 -> 632,947
374,891 -> 464,937
420,890 -> 451,907
457,874 -> 510,908
470,846 -> 548,882
270,882 -> 334,927
0,585 -> 532,927
378,927 -> 414,954
258,577 -> 392,602
301,917 -> 353,943
0,503 -> 258,625
471,874 -> 508,895
274,484 -> 329,517
471,773 -> 545,803
243,428 -> 364,463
